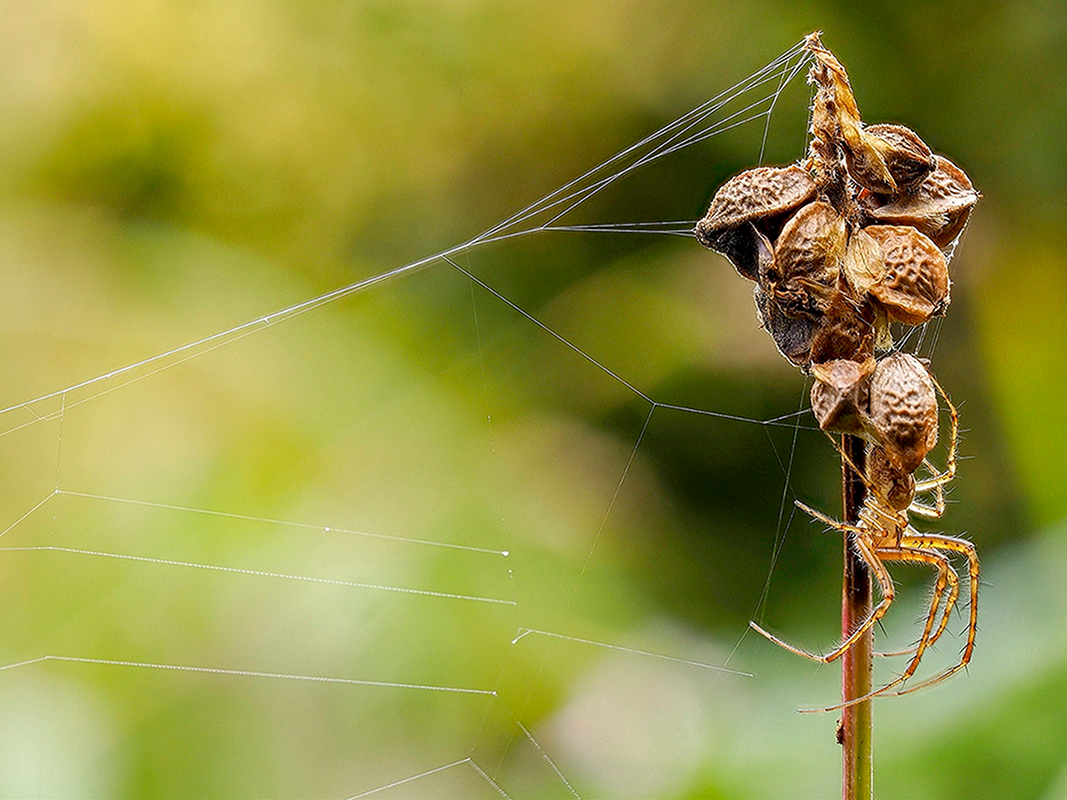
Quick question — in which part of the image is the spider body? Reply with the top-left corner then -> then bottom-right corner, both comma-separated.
752,378 -> 979,710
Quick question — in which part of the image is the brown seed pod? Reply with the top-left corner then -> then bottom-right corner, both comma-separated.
862,123 -> 937,192
859,155 -> 979,253
808,285 -> 874,364
695,165 -> 817,279
810,356 -> 876,435
765,200 -> 847,317
864,225 -> 950,325
868,353 -> 939,473
842,131 -> 905,195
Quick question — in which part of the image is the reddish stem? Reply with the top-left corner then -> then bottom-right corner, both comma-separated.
840,433 -> 872,800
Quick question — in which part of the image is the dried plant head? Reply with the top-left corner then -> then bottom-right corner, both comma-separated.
695,165 -> 817,279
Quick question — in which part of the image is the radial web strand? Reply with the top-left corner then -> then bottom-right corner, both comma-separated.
0,36 -> 832,799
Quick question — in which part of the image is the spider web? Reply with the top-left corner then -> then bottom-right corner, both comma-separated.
0,35 -> 846,798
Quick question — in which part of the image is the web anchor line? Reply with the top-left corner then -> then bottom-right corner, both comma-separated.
512,628 -> 753,677
0,39 -> 811,438
0,655 -> 497,695
0,545 -> 515,605
0,35 -> 819,800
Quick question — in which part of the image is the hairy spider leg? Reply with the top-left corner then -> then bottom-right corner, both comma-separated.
754,501 -> 958,677
806,543 -> 957,712
887,532 -> 979,693
842,372 -> 961,649
909,384 -> 960,517
750,503 -> 896,665
874,536 -> 960,657
801,530 -> 978,713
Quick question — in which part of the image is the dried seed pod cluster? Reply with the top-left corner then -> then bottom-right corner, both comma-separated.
730,35 -> 981,703
696,32 -> 978,471
696,33 -> 978,370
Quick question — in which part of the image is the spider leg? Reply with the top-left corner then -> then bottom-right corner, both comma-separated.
794,499 -> 862,534
907,497 -> 945,520
873,539 -> 960,656
821,432 -> 877,496
751,510 -> 895,664
912,377 -> 959,506
911,457 -> 951,518
896,532 -> 979,677
800,532 -> 977,712
899,533 -> 964,650
798,544 -> 955,712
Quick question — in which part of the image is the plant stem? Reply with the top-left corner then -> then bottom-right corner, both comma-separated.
840,433 -> 872,800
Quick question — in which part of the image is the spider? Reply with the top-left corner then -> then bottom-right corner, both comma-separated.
750,377 -> 979,711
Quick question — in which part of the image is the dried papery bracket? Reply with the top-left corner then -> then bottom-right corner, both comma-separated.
695,165 -> 817,279
805,34 -> 936,195
804,33 -> 862,191
868,352 -> 939,473
860,155 -> 979,254
810,356 -> 876,434
842,225 -> 884,297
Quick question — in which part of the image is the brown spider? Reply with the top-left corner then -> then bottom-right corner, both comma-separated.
751,376 -> 978,711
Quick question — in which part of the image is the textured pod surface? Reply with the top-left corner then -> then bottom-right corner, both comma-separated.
869,353 -> 938,473
695,165 -> 817,279
810,357 -> 875,434
860,156 -> 979,252
865,225 -> 950,324
696,165 -> 816,235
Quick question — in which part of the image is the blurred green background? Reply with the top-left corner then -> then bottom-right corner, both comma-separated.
0,1 -> 1065,798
